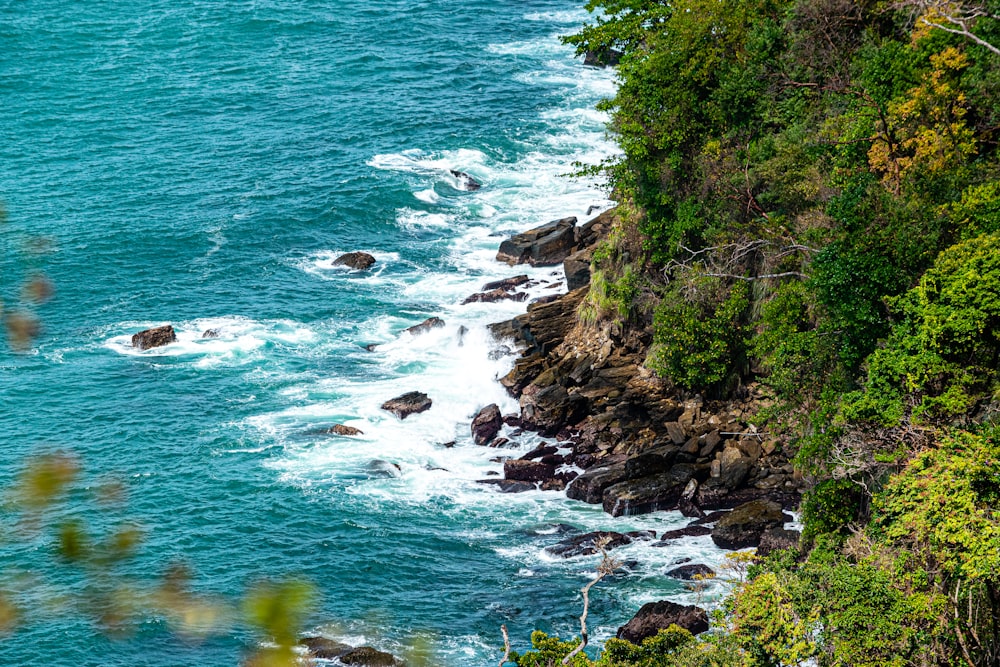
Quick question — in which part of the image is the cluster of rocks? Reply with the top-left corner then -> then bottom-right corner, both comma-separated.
471,207 -> 808,641
299,637 -> 403,666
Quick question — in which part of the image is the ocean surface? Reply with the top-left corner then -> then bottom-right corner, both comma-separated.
0,2 -> 734,664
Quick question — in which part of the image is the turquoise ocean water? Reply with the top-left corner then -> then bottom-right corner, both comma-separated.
0,2 -> 734,664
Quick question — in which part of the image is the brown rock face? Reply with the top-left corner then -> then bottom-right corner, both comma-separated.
404,317 -> 445,336
617,601 -> 709,643
471,403 -> 502,446
380,391 -> 432,419
333,252 -> 376,270
131,325 -> 177,350
496,217 -> 577,266
504,459 -> 556,482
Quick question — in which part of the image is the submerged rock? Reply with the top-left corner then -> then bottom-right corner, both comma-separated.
449,169 -> 481,191
504,459 -> 555,482
201,328 -> 220,339
333,251 -> 376,270
132,325 -> 177,350
381,391 -> 432,419
462,289 -> 528,305
617,601 -> 709,642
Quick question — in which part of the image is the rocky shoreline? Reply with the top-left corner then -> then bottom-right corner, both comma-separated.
473,207 -> 806,641
128,208 -> 806,660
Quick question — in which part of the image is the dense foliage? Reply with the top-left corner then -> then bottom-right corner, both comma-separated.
552,0 -> 1000,664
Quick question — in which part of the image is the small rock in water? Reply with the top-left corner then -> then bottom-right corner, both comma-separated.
201,328 -> 220,339
340,646 -> 404,666
327,424 -> 364,436
404,317 -> 445,336
300,637 -> 351,660
132,325 -> 177,350
381,391 -> 432,419
333,251 -> 376,270
449,169 -> 481,191
366,460 -> 402,478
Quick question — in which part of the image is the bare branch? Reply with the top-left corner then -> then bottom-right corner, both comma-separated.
920,15 -> 1000,54
499,624 -> 511,667
562,538 -> 621,665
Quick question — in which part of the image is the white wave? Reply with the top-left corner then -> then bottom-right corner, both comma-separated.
103,317 -> 317,367
413,188 -> 440,204
294,250 -> 400,280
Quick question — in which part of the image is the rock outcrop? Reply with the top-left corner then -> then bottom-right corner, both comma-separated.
132,325 -> 177,350
471,404 -> 502,446
497,217 -> 577,266
404,317 -> 444,336
617,601 -> 709,642
381,392 -> 432,419
711,500 -> 792,550
334,252 -> 376,270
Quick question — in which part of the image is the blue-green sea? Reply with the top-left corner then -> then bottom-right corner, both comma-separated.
0,2 -> 733,664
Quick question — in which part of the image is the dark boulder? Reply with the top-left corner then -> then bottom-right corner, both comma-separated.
471,403 -> 502,446
566,462 -> 629,504
381,391 -> 432,419
711,500 -> 791,550
623,444 -> 679,480
658,525 -> 712,541
300,637 -> 351,660
450,169 -> 481,191
340,646 -> 404,666
497,217 -> 577,267
583,48 -> 623,68
563,247 -> 593,291
617,601 -> 709,643
757,527 -> 802,557
602,464 -> 696,517
333,252 -> 376,270
504,459 -> 556,482
201,328 -> 220,339
666,564 -> 716,580
327,424 -> 364,436
482,275 -> 530,291
520,444 -> 559,461
404,317 -> 445,336
132,325 -> 177,350
462,289 -> 528,305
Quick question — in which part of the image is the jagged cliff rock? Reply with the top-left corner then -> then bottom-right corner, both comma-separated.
487,208 -> 804,517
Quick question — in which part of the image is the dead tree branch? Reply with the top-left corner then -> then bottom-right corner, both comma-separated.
499,624 -> 511,667
562,538 -> 621,665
